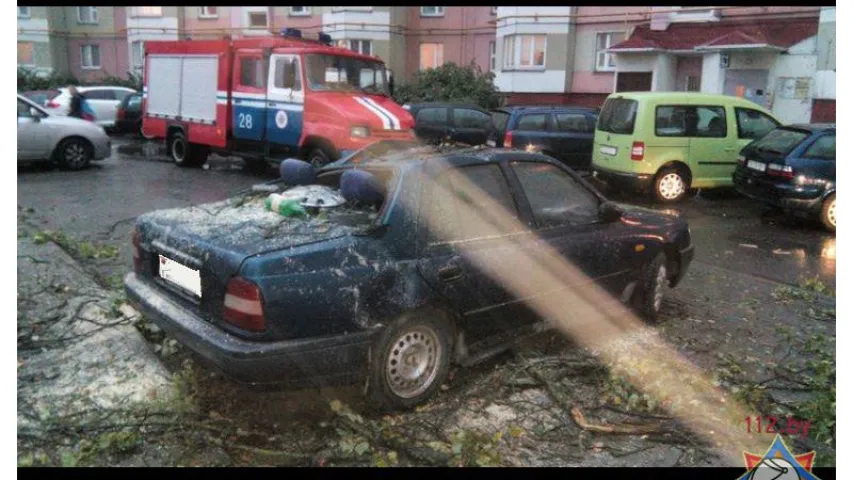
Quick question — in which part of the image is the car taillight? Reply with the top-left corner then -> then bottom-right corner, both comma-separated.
46,100 -> 60,109
767,163 -> 794,179
631,141 -> 645,161
223,277 -> 266,332
132,228 -> 143,273
504,130 -> 513,147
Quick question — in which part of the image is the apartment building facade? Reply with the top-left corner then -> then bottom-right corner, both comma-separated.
19,6 -> 832,122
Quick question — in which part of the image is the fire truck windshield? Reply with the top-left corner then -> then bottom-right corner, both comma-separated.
304,54 -> 389,96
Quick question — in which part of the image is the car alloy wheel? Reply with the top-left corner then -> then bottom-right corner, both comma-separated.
653,263 -> 667,312
828,198 -> 836,228
57,139 -> 92,170
385,325 -> 442,399
658,172 -> 685,201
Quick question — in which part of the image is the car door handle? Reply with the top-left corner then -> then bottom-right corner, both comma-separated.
437,263 -> 464,282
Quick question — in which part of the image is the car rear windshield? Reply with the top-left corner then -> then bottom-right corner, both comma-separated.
491,111 -> 511,132
597,98 -> 638,135
747,128 -> 810,156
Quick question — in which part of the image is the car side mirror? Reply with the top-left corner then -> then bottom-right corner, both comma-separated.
599,202 -> 622,222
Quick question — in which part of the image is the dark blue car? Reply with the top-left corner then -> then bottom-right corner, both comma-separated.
125,147 -> 693,410
733,124 -> 836,231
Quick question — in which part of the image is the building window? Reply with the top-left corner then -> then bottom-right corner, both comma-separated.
420,43 -> 444,70
686,75 -> 700,92
134,7 -> 163,17
132,41 -> 145,69
248,12 -> 268,28
420,7 -> 445,17
337,39 -> 372,56
18,42 -> 34,65
332,7 -> 373,12
595,32 -> 620,72
199,7 -> 218,18
503,35 -> 546,70
18,7 -> 31,18
289,7 -> 311,16
77,7 -> 99,24
81,45 -> 101,69
489,41 -> 496,71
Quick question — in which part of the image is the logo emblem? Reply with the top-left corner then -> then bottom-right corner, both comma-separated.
738,435 -> 820,480
275,110 -> 288,129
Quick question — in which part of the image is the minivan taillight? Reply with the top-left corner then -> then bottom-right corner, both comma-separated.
223,277 -> 266,332
504,130 -> 513,147
631,141 -> 645,161
767,163 -> 794,179
131,228 -> 143,273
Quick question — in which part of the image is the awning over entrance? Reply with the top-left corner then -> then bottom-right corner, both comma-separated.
608,19 -> 818,54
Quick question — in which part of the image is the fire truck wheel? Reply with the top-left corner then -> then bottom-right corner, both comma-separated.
170,132 -> 205,168
307,148 -> 331,168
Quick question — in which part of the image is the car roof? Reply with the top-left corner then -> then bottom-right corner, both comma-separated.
606,91 -> 764,105
493,105 -> 598,115
339,144 -> 563,170
409,102 -> 489,110
786,123 -> 836,133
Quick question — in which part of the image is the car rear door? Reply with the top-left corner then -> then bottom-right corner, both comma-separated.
416,163 -> 539,339
450,107 -> 492,146
414,106 -> 450,144
83,89 -> 117,125
684,105 -> 735,185
553,111 -> 596,170
511,112 -> 551,151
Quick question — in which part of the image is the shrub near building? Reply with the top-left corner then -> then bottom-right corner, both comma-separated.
393,62 -> 501,110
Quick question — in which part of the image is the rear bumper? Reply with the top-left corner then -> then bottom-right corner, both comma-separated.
124,272 -> 375,388
591,165 -> 654,193
732,170 -> 826,215
93,137 -> 111,160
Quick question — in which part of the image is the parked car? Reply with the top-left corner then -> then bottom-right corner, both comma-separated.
591,92 -> 782,203
45,86 -> 137,128
124,147 -> 694,409
22,89 -> 60,108
17,94 -> 112,170
733,124 -> 836,231
405,103 -> 496,146
487,106 -> 599,171
114,92 -> 153,138
322,139 -> 423,169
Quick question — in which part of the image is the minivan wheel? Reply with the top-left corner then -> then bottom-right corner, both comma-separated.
653,168 -> 689,203
635,253 -> 669,321
367,312 -> 453,411
820,194 -> 836,232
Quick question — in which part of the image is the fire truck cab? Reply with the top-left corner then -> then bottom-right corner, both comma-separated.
142,29 -> 415,168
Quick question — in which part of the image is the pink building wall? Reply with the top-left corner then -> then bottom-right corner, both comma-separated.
67,37 -> 130,81
404,7 -> 495,78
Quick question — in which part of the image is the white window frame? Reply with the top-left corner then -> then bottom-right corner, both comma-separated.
18,7 -> 31,18
489,41 -> 496,72
502,35 -> 546,70
133,7 -> 163,18
419,43 -> 444,70
18,42 -> 35,66
337,39 -> 373,56
247,11 -> 269,28
131,41 -> 145,69
77,7 -> 99,25
332,7 -> 373,12
81,44 -> 101,70
595,32 -> 621,72
289,7 -> 311,16
199,7 -> 219,19
420,7 -> 445,17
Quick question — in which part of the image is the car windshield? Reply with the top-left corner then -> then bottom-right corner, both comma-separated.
748,128 -> 810,156
597,98 -> 638,135
304,54 -> 389,95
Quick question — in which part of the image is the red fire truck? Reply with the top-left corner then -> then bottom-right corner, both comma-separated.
142,29 -> 415,168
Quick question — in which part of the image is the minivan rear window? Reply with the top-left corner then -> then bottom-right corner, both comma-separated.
747,128 -> 810,156
598,98 -> 638,135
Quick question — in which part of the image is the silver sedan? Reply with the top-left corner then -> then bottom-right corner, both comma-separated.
17,94 -> 112,170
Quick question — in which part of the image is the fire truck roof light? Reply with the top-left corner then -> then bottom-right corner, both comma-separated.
280,28 -> 333,46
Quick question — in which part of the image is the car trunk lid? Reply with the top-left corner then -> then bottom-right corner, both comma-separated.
593,97 -> 640,170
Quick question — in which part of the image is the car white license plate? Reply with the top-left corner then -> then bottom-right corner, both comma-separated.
486,139 -> 496,147
158,255 -> 201,298
599,145 -> 617,156
747,160 -> 766,172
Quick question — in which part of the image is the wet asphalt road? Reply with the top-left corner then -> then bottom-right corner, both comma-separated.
17,135 -> 835,291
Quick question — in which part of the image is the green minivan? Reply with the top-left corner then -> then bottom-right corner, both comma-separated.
591,92 -> 782,203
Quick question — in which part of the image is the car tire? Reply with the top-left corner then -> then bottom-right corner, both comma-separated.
635,252 -> 669,321
55,138 -> 92,171
653,167 -> 690,204
170,132 -> 206,168
820,193 -> 836,232
366,311 -> 454,411
307,148 -> 332,168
